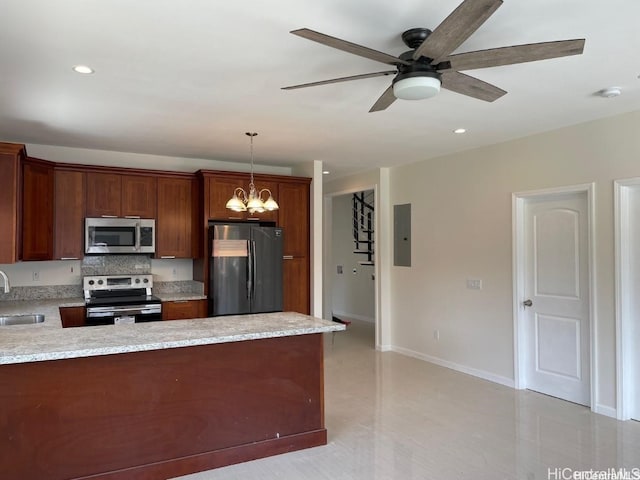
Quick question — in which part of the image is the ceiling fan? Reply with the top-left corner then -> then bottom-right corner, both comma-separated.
282,0 -> 585,112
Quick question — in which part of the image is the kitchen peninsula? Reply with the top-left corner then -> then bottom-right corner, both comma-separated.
0,304 -> 344,480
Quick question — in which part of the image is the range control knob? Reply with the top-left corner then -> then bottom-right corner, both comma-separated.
97,280 -> 104,285
135,278 -> 141,284
143,278 -> 149,283
88,280 -> 95,286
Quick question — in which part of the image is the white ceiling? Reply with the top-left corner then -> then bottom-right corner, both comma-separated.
1,0 -> 639,178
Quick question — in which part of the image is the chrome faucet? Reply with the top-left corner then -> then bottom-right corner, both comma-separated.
0,270 -> 10,293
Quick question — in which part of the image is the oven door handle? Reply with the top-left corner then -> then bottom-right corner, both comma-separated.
86,305 -> 159,317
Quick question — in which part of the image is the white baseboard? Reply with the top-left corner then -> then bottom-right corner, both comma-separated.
593,403 -> 617,419
390,346 -> 515,388
332,311 -> 375,323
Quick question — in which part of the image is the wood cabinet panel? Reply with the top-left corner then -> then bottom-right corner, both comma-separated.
283,256 -> 309,314
278,182 -> 309,257
122,175 -> 156,218
54,169 -> 85,260
157,177 -> 193,258
0,144 -> 23,264
162,299 -> 207,320
86,172 -> 122,217
22,159 -> 55,261
59,306 -> 86,328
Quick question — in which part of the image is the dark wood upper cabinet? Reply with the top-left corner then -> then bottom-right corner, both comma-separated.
156,176 -> 194,258
0,143 -> 24,264
22,158 -> 55,261
122,175 -> 156,218
54,169 -> 86,260
283,256 -> 310,315
86,172 -> 122,217
278,182 -> 310,257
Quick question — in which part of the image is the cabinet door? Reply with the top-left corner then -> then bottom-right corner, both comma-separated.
162,299 -> 208,320
54,170 -> 85,260
283,256 -> 309,314
0,144 -> 23,264
208,176 -> 247,221
59,306 -> 86,328
122,175 -> 156,218
278,182 -> 309,256
157,177 -> 193,258
22,160 -> 54,261
86,172 -> 122,217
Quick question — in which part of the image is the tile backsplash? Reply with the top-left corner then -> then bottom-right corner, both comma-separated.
81,255 -> 152,276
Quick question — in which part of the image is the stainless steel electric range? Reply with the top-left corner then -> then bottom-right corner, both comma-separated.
83,274 -> 162,326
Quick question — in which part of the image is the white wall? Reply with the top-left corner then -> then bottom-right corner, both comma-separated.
389,109 -> 640,414
331,193 -> 375,322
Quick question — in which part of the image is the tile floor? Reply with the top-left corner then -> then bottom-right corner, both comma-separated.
176,319 -> 640,480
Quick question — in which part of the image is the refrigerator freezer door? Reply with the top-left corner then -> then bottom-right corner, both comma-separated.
210,224 -> 252,316
250,227 -> 283,313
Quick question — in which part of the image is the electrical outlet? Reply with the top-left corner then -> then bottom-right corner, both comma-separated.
337,265 -> 343,274
433,329 -> 440,341
32,271 -> 40,281
172,268 -> 177,278
352,268 -> 357,274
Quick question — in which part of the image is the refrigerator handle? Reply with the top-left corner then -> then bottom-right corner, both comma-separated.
246,240 -> 253,301
252,240 -> 257,300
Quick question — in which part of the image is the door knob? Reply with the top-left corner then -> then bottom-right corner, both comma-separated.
523,299 -> 533,307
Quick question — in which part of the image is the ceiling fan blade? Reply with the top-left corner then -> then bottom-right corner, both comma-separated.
291,28 -> 410,66
413,0 -> 503,62
439,39 -> 585,71
441,71 -> 506,102
282,71 -> 396,90
369,86 -> 397,112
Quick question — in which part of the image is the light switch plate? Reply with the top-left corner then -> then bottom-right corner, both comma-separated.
466,278 -> 482,290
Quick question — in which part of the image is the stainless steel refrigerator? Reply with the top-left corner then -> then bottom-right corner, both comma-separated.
209,223 -> 283,316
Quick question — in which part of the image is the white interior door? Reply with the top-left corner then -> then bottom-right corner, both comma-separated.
626,187 -> 640,420
523,192 -> 590,406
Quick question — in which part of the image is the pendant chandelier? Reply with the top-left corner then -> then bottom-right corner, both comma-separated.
225,132 -> 279,214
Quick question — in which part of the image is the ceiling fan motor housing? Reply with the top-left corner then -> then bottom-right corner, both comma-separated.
392,50 -> 442,100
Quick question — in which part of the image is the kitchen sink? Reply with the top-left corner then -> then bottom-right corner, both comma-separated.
0,314 -> 45,326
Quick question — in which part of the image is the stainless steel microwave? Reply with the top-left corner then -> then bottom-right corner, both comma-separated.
85,218 -> 155,254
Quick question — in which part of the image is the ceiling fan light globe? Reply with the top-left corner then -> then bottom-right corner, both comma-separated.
393,76 -> 441,100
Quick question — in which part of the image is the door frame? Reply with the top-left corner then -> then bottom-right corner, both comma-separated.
323,185 -> 380,348
614,178 -> 639,420
512,183 -> 596,410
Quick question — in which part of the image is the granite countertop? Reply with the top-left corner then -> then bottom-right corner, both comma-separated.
0,299 -> 345,365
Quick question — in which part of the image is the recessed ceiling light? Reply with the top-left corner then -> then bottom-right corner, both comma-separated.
322,170 -> 330,175
453,128 -> 466,134
73,65 -> 94,74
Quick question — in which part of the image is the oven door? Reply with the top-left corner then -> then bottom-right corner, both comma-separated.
85,304 -> 162,326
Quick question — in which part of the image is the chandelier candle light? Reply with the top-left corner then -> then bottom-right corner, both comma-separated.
225,132 -> 279,214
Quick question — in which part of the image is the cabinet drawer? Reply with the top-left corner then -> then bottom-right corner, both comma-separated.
162,299 -> 207,320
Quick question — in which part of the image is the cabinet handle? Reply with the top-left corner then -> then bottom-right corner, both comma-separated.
124,215 -> 141,219
228,217 -> 243,220
160,256 -> 176,259
172,300 -> 189,304
59,257 -> 79,260
283,255 -> 294,260
247,217 -> 260,221
100,215 -> 117,218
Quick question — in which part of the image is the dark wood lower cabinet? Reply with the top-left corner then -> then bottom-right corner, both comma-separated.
161,299 -> 207,320
59,306 -> 87,328
0,334 -> 326,480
